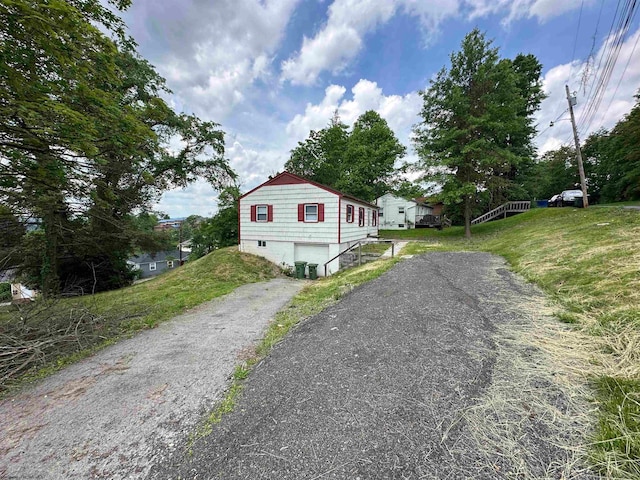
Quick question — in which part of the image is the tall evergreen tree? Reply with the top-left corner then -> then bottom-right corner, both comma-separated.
413,29 -> 543,237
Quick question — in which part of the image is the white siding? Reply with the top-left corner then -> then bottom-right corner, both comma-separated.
239,181 -> 378,276
240,184 -> 339,243
376,193 -> 433,229
239,240 -> 340,277
340,199 -> 379,242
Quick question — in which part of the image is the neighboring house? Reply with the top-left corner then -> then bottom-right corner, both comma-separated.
127,250 -> 181,279
178,240 -> 192,254
239,171 -> 379,276
375,193 -> 434,229
0,268 -> 38,303
153,218 -> 186,232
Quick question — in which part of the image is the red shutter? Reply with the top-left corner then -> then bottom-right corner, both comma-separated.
298,204 -> 304,222
318,203 -> 324,222
267,205 -> 273,222
250,205 -> 256,222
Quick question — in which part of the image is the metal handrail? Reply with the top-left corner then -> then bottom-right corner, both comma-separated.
323,240 -> 394,277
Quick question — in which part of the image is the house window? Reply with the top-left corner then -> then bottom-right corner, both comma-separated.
379,208 -> 384,217
258,240 -> 267,247
149,262 -> 157,271
358,207 -> 365,227
257,205 -> 268,221
398,206 -> 405,214
167,261 -> 174,268
251,204 -> 273,222
305,204 -> 318,222
346,205 -> 354,223
298,203 -> 324,222
398,224 -> 405,228
372,211 -> 378,227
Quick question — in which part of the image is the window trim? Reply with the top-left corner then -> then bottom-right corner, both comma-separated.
149,262 -> 157,271
256,204 -> 268,222
358,207 -> 365,227
346,204 -> 354,223
398,206 -> 405,214
304,204 -> 319,223
167,260 -> 174,268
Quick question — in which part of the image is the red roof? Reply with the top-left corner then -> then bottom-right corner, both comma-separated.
239,171 -> 378,208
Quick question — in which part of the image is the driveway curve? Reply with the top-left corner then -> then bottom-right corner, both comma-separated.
0,277 -> 304,480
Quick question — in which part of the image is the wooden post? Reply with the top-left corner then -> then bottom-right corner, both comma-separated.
566,85 -> 589,208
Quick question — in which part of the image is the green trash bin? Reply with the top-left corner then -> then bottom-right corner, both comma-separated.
307,263 -> 318,280
575,197 -> 584,208
294,261 -> 307,279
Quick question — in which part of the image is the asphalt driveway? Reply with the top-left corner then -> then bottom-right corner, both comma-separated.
0,278 -> 304,480
152,252 -> 594,480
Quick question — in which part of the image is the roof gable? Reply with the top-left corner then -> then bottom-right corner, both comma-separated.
240,171 -> 378,208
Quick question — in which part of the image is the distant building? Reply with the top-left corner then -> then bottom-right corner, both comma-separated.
375,193 -> 434,229
0,268 -> 38,303
127,250 -> 182,279
153,218 -> 186,232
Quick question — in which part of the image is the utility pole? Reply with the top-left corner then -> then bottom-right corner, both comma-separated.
565,85 -> 589,208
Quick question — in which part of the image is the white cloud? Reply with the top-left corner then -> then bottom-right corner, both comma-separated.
534,26 -> 640,154
281,0 -> 397,85
281,0 -> 466,85
286,79 -> 422,148
280,0 -> 586,86
124,0 -> 299,121
465,0 -> 587,24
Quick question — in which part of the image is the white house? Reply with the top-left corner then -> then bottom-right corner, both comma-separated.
239,172 -> 379,276
375,193 -> 433,229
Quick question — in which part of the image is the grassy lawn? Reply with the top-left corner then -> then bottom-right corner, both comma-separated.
0,247 -> 280,394
360,241 -> 393,255
383,206 -> 640,478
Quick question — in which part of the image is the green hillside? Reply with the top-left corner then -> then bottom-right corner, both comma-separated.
387,206 -> 640,477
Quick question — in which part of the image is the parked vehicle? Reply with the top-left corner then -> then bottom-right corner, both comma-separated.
548,194 -> 561,207
559,189 -> 584,207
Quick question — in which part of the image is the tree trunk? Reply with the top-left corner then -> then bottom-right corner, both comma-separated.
464,195 -> 472,239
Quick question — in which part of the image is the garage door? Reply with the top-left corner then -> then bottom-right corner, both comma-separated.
294,244 -> 329,268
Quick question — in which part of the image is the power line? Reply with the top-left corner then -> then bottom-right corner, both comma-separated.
601,27 -> 640,121
567,0 -> 585,84
576,0 -> 639,135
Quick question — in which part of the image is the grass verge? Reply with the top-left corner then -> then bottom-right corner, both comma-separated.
382,206 -> 640,478
0,247 -> 280,395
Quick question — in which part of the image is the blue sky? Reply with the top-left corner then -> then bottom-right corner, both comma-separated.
120,0 -> 640,218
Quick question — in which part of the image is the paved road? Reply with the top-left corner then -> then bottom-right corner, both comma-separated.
153,252 -> 593,480
0,278 -> 304,480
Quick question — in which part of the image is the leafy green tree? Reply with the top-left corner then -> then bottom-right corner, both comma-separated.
583,95 -> 640,202
0,1 -> 235,296
337,111 -> 406,201
523,146 -> 579,200
413,29 -> 542,237
285,111 -> 405,202
285,112 -> 348,187
190,186 -> 240,259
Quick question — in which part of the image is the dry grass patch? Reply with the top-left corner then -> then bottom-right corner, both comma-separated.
398,206 -> 640,478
